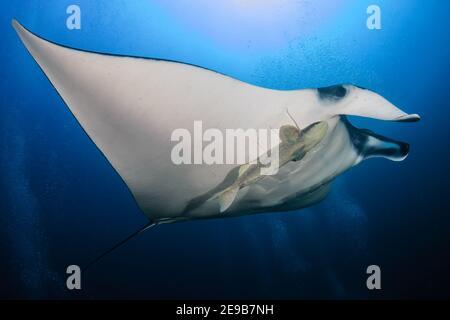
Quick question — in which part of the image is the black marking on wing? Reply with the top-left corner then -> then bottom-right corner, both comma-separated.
317,85 -> 347,101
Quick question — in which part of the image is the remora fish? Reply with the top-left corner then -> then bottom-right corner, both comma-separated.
211,122 -> 328,213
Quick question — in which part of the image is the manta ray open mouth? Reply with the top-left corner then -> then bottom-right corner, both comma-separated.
342,116 -> 413,162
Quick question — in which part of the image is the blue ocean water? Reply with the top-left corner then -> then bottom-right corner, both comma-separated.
0,0 -> 449,299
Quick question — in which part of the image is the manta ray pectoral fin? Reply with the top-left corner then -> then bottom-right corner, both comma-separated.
217,187 -> 240,213
13,19 -> 305,220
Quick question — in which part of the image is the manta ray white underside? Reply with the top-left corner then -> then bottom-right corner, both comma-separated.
13,19 -> 420,224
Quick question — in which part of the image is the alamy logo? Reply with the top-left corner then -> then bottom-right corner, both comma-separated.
171,121 -> 281,175
366,5 -> 382,30
66,265 -> 81,290
66,5 -> 81,30
366,265 -> 381,290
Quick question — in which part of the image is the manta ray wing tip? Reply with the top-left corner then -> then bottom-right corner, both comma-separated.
11,18 -> 20,30
12,19 -> 28,39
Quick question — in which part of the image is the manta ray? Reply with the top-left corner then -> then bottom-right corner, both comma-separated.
13,19 -> 419,262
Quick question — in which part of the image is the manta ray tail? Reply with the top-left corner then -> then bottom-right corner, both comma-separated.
84,221 -> 158,270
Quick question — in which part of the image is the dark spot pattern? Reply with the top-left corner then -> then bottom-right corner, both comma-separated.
317,85 -> 347,101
